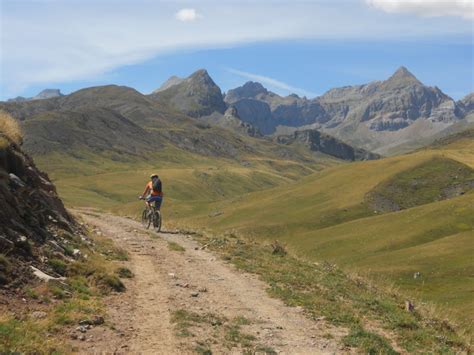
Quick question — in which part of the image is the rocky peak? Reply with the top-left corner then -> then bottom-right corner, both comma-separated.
392,66 -> 416,79
34,89 -> 63,100
152,75 -> 184,94
225,81 -> 269,104
241,81 -> 267,94
188,69 -> 214,84
7,89 -> 63,102
382,66 -> 422,89
459,93 -> 474,113
149,69 -> 226,117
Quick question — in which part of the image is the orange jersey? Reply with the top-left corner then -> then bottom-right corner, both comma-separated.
144,181 -> 163,197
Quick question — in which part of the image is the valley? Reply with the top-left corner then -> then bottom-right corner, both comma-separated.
0,65 -> 472,353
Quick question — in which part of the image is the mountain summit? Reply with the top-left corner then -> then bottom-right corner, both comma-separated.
8,88 -> 63,102
391,66 -> 418,80
225,81 -> 269,104
149,69 -> 226,117
382,66 -> 422,89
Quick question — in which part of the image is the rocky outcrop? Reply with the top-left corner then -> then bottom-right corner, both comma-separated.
149,69 -> 226,117
0,132 -> 77,287
231,99 -> 274,134
458,93 -> 474,116
222,106 -> 261,137
275,129 -> 380,161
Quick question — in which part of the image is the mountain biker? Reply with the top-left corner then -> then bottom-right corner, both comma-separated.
140,174 -> 163,210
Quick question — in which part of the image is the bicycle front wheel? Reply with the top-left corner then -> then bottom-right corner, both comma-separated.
141,209 -> 151,229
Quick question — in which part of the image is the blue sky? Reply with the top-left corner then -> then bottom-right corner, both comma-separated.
1,0 -> 473,100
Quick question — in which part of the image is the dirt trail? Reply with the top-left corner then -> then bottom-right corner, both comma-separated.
74,211 -> 347,354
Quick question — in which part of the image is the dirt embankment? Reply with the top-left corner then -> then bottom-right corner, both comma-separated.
0,133 -> 77,288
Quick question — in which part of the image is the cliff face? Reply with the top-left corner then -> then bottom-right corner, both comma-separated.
276,129 -> 380,161
0,133 -> 76,287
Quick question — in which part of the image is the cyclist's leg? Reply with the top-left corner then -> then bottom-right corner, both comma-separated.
145,195 -> 154,215
147,195 -> 163,210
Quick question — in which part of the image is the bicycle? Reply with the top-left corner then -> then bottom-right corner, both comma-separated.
139,196 -> 162,232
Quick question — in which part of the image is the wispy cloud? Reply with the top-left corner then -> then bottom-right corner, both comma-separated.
175,8 -> 202,22
366,0 -> 473,20
227,68 -> 317,98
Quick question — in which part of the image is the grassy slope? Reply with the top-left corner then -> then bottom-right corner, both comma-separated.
173,137 -> 474,334
35,144 -> 336,217
34,134 -> 473,337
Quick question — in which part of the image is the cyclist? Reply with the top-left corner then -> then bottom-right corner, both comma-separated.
140,173 -> 163,210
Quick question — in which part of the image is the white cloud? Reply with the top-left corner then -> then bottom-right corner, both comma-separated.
175,8 -> 201,22
227,68 -> 317,98
366,0 -> 474,19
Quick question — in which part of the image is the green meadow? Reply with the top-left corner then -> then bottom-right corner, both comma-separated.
35,135 -> 474,337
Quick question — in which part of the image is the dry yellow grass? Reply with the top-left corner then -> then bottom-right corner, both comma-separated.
0,111 -> 22,145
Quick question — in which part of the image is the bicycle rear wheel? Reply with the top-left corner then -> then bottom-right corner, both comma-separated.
141,209 -> 151,229
153,210 -> 162,232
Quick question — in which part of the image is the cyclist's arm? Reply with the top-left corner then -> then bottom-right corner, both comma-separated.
142,184 -> 150,197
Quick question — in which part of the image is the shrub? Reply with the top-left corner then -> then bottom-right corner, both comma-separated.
270,240 -> 287,256
0,111 -> 22,145
96,273 -> 126,293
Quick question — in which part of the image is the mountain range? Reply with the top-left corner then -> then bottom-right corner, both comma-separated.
2,66 -> 472,162
151,67 -> 473,155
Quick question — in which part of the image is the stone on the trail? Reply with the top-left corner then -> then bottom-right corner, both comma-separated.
31,311 -> 47,319
198,287 -> 207,292
78,334 -> 86,341
191,292 -> 199,297
77,325 -> 87,333
168,273 -> 176,279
